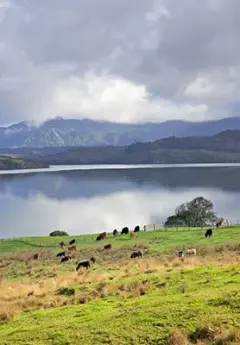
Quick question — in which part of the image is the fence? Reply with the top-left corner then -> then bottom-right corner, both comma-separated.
142,219 -> 237,232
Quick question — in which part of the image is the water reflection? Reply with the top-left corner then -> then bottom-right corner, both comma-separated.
1,166 -> 240,238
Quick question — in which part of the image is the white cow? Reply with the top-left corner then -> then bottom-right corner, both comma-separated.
185,248 -> 197,256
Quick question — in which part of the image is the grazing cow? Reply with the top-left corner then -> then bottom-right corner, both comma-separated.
60,255 -> 72,263
69,239 -> 76,246
130,250 -> 143,258
121,227 -> 129,235
56,251 -> 65,257
113,229 -> 118,236
90,257 -> 96,263
33,253 -> 40,260
185,248 -> 197,256
68,245 -> 77,251
96,232 -> 107,241
130,232 -> 135,239
60,241 -> 65,249
205,228 -> 213,238
76,260 -> 90,271
176,250 -> 185,258
103,244 -> 112,250
134,225 -> 140,232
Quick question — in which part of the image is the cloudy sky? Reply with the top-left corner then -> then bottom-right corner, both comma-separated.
0,0 -> 240,125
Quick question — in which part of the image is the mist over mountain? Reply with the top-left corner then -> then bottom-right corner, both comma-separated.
1,116 -> 240,148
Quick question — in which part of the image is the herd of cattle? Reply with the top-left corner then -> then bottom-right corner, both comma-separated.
31,226 -> 215,271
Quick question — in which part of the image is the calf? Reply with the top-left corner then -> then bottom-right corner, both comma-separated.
130,232 -> 135,239
68,245 -> 77,251
69,239 -> 76,245
185,248 -> 197,256
121,227 -> 129,235
56,251 -> 65,257
60,255 -> 72,263
130,250 -> 143,258
33,253 -> 40,260
103,244 -> 112,250
76,260 -> 90,271
205,228 -> 213,238
134,225 -> 140,232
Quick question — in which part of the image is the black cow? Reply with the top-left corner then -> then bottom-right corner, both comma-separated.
56,251 -> 65,257
90,257 -> 96,263
130,250 -> 143,258
76,260 -> 90,271
60,241 -> 65,248
205,228 -> 213,238
113,229 -> 118,236
134,225 -> 140,232
60,255 -> 72,263
103,244 -> 112,250
69,239 -> 76,245
121,227 -> 129,235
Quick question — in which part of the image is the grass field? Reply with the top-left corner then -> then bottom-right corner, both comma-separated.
0,226 -> 239,345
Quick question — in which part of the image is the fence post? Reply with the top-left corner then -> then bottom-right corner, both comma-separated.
144,225 -> 146,232
153,224 -> 156,231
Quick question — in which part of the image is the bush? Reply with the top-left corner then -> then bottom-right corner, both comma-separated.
49,230 -> 69,237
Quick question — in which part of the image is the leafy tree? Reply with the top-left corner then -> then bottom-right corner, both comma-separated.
49,230 -> 69,236
165,196 -> 217,227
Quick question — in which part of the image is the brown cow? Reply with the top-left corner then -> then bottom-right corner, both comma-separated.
96,232 -> 107,241
68,245 -> 77,251
33,253 -> 40,260
103,244 -> 112,250
130,232 -> 135,239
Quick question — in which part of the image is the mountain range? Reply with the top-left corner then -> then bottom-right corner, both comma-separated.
2,116 -> 240,148
22,129 -> 240,165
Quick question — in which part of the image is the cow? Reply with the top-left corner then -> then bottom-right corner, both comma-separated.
185,248 -> 197,256
176,250 -> 185,258
90,257 -> 96,263
33,253 -> 40,260
56,251 -> 65,257
130,250 -> 143,258
60,241 -> 65,249
103,244 -> 112,250
69,239 -> 76,245
205,228 -> 213,238
60,255 -> 72,263
68,245 -> 77,251
130,232 -> 135,239
134,225 -> 140,232
96,232 -> 107,241
76,260 -> 91,271
113,229 -> 118,236
121,227 -> 129,235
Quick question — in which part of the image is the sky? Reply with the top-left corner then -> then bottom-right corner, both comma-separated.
0,0 -> 240,125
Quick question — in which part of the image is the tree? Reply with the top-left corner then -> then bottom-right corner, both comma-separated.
164,196 -> 217,227
49,230 -> 69,237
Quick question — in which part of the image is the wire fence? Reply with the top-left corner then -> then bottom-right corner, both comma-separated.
142,219 -> 240,232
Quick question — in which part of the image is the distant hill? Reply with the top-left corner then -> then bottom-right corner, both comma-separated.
1,116 -> 240,148
22,129 -> 240,165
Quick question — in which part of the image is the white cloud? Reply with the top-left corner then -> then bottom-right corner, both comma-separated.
0,0 -> 240,125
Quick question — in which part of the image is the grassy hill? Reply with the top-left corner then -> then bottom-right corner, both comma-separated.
0,226 -> 239,344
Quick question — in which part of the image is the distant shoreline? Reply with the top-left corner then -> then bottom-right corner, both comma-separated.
0,162 -> 240,175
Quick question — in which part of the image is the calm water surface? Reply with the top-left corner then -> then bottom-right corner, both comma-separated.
1,164 -> 240,238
